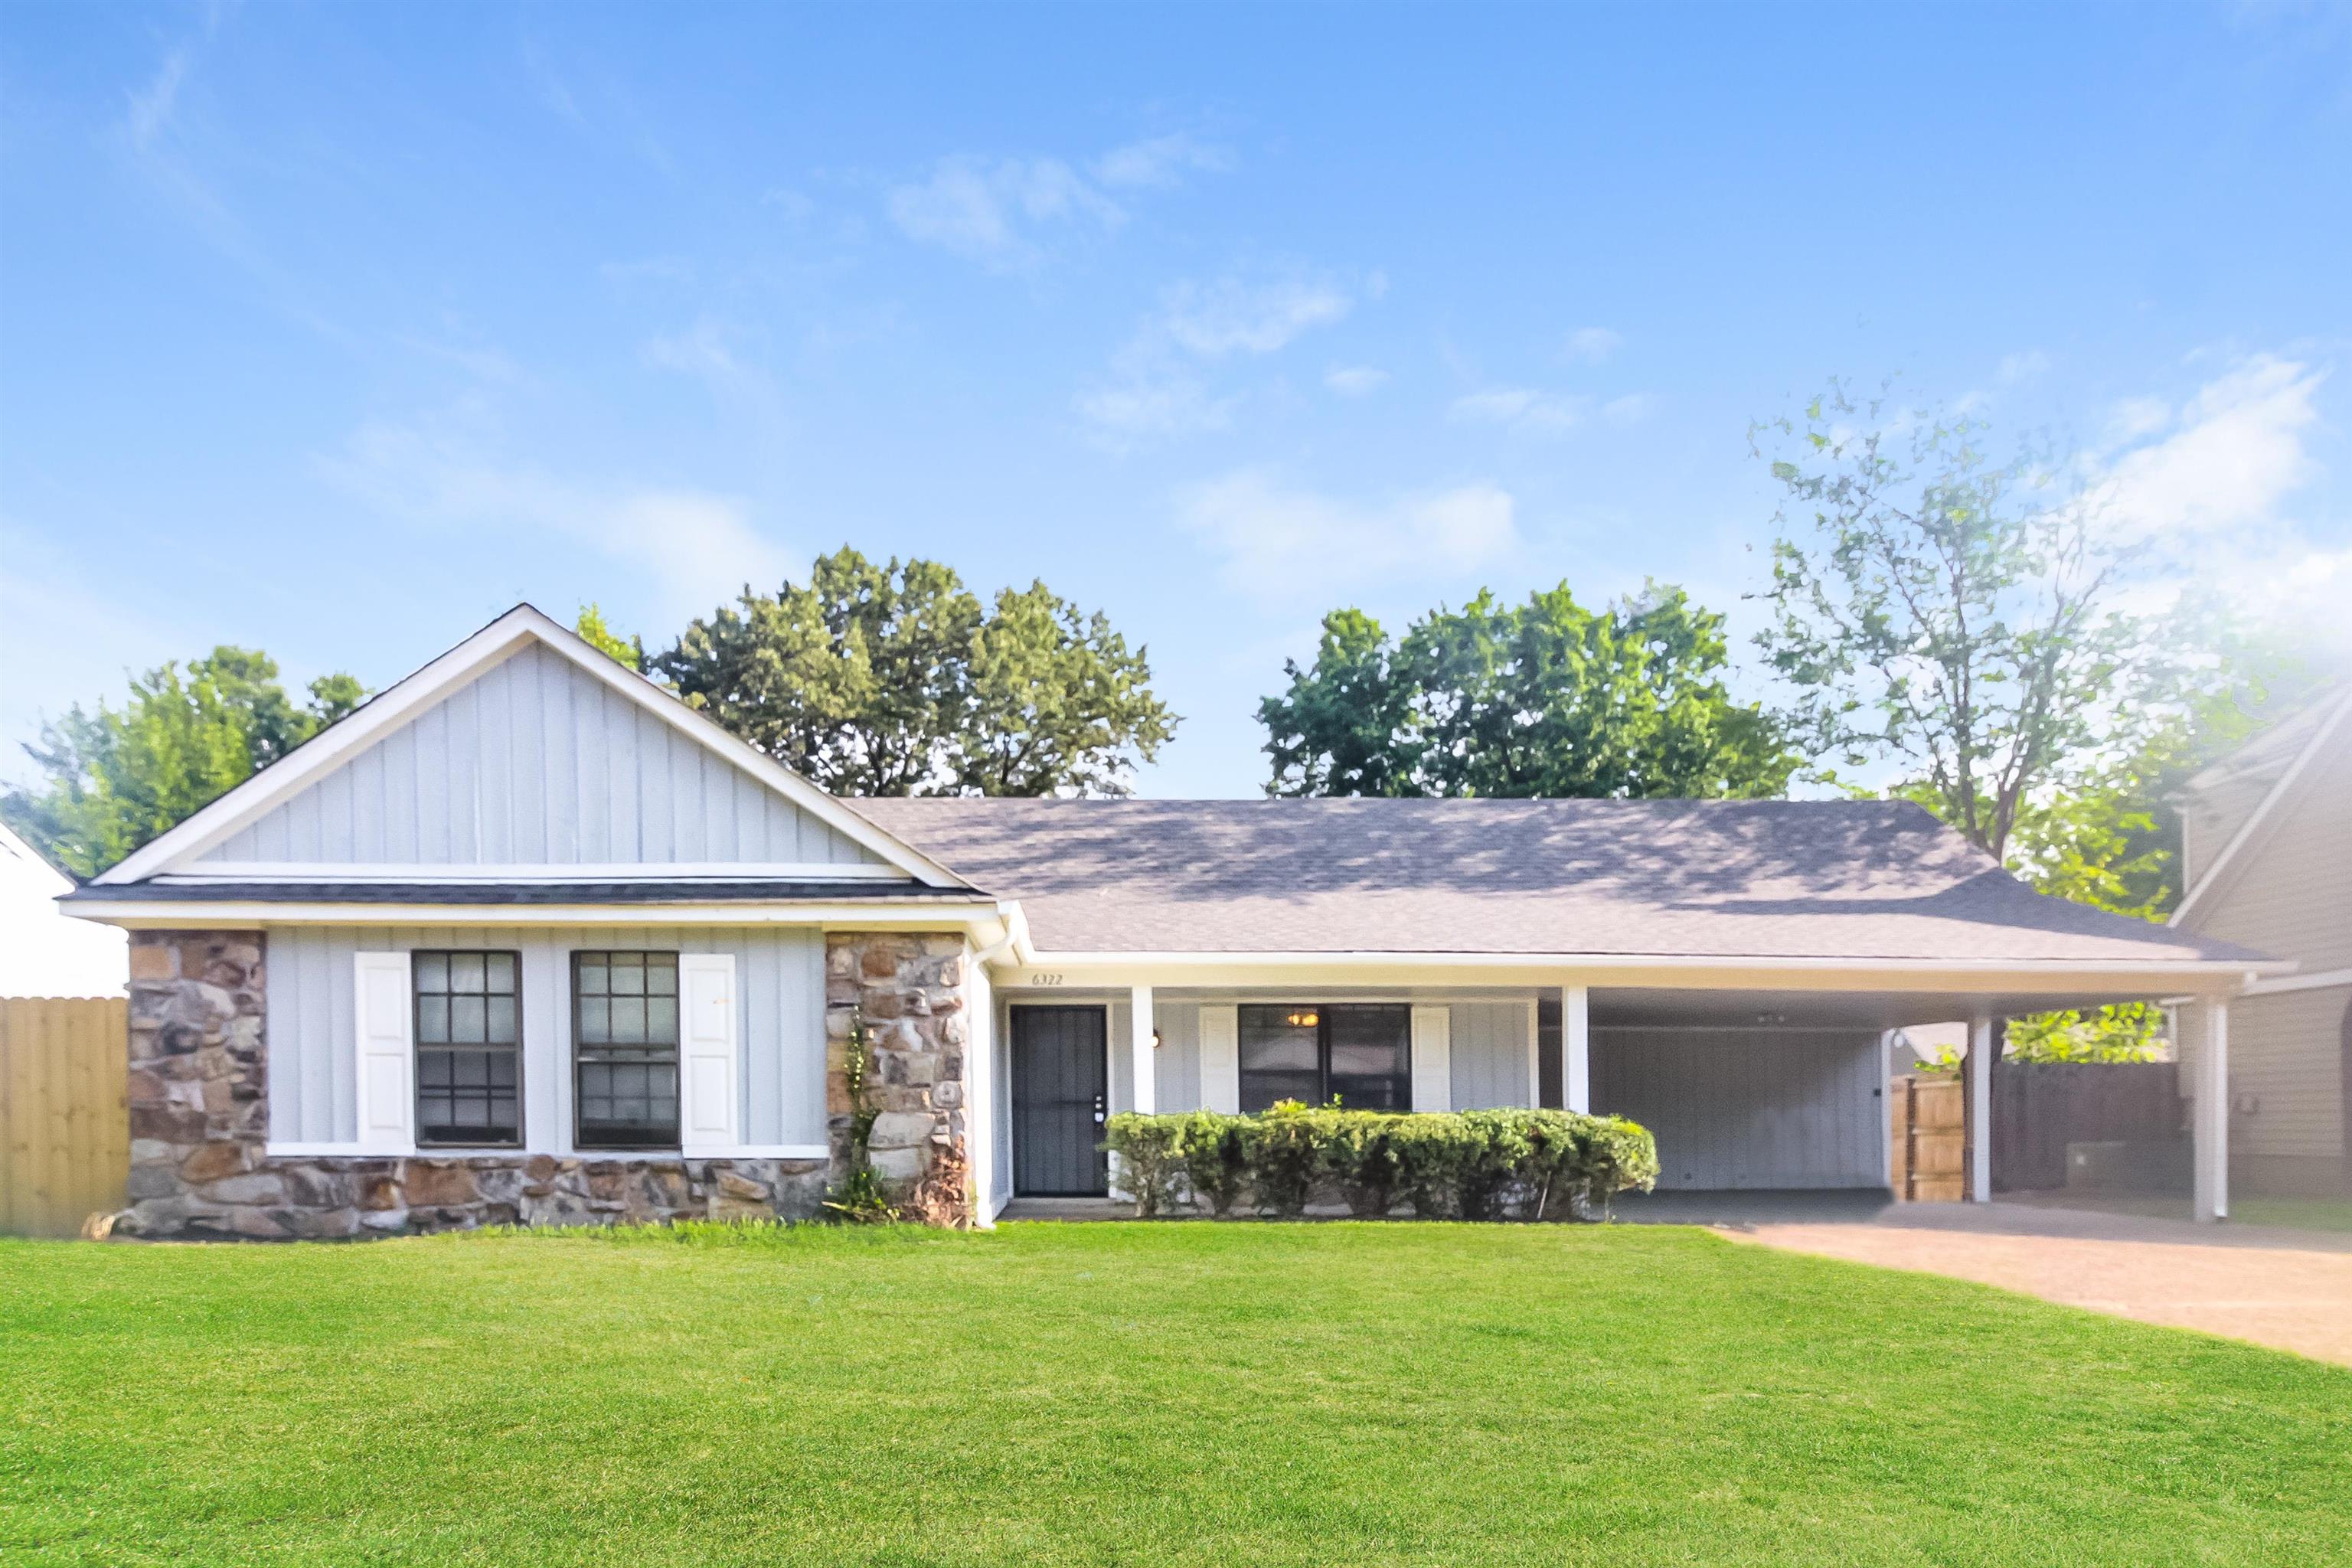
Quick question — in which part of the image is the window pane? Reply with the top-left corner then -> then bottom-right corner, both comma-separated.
413,952 -> 449,992
485,995 -> 518,1044
1328,1005 -> 1409,1076
647,996 -> 678,1044
578,958 -> 608,995
611,996 -> 647,1044
611,960 -> 644,997
449,952 -> 486,993
1240,1005 -> 1318,1072
646,958 -> 678,996
416,995 -> 449,1044
485,952 -> 516,993
1240,1071 -> 1321,1115
578,996 -> 610,1043
573,950 -> 682,1149
450,995 -> 487,1044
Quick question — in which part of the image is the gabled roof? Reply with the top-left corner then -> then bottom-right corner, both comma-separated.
853,796 -> 2269,965
2171,687 -> 2351,930
93,605 -> 968,890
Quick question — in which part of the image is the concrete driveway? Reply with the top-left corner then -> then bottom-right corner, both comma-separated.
1730,1200 -> 2352,1367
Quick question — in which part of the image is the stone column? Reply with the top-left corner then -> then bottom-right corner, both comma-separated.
825,932 -> 974,1222
122,930 -> 273,1238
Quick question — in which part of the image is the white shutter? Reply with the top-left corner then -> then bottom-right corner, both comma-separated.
354,951 -> 414,1154
678,953 -> 740,1155
1410,1004 -> 1452,1112
1199,1004 -> 1240,1115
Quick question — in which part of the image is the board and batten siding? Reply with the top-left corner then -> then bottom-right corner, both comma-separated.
201,644 -> 882,867
1590,1027 -> 1885,1189
266,925 -> 825,1152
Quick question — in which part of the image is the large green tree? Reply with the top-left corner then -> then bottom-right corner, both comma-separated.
2,648 -> 366,878
1757,384 -> 2334,1063
653,547 -> 1177,796
1259,583 -> 1796,799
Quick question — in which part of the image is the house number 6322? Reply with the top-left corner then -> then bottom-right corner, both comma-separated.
1028,972 -> 1066,987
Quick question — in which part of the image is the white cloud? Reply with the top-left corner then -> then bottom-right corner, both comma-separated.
1180,469 -> 1518,599
1450,386 -> 1586,435
125,47 -> 190,150
1565,327 -> 1622,364
1158,275 -> 1354,358
1090,132 -> 1230,190
886,154 -> 1119,270
316,401 -> 795,620
1073,374 -> 1234,446
1078,269 -> 1362,450
1325,365 -> 1390,397
1999,349 -> 2053,383
2090,355 -> 2323,537
2104,395 -> 2171,443
1602,393 -> 1657,426
887,134 -> 1228,271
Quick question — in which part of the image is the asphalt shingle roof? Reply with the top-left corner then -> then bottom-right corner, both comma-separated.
850,797 -> 2265,965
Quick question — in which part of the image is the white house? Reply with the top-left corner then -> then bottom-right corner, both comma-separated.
57,605 -> 2278,1237
2,820 -> 125,998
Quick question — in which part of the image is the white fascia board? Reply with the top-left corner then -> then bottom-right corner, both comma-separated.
2243,966 -> 2352,997
59,898 -> 1006,930
97,604 -> 969,890
161,862 -> 914,884
989,949 -> 2283,996
2171,689 -> 2352,929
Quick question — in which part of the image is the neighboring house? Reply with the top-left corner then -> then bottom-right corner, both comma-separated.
1,821 -> 126,998
2171,688 -> 2352,1198
57,606 -> 2279,1238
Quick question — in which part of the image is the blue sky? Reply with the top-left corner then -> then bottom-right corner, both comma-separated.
3,2 -> 2347,798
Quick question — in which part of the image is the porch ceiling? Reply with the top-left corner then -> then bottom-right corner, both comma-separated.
1589,985 -> 2175,1031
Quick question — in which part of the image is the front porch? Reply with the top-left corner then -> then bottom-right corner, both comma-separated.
972,964 -> 2249,1226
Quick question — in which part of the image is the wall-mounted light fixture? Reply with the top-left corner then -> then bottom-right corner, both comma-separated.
1152,1028 -> 1165,1050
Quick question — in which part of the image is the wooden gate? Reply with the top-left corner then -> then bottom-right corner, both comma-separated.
1889,1074 -> 1965,1201
2,997 -> 129,1238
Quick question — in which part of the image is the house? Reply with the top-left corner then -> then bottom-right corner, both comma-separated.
2170,688 -> 2352,1199
57,605 -> 2281,1237
1,821 -> 126,998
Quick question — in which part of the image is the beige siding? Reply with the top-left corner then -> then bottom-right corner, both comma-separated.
2181,988 -> 2349,1165
2186,722 -> 2352,973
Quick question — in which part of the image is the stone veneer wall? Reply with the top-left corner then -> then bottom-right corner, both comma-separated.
115,926 -> 974,1240
823,932 -> 971,1219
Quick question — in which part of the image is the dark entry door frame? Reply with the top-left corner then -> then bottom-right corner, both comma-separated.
1010,1004 -> 1111,1197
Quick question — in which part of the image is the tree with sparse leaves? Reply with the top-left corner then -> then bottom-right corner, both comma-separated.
573,603 -> 646,671
1260,583 -> 1796,799
1,648 -> 367,878
653,547 -> 1176,796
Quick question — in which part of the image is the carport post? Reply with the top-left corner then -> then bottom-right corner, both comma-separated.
1563,985 -> 1589,1113
1968,1014 -> 1994,1203
1130,985 -> 1156,1116
2193,999 -> 2229,1223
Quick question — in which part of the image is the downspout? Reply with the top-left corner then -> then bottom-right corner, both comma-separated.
971,900 -> 1034,970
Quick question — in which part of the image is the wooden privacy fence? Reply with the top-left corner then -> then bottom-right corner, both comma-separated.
2,997 -> 128,1238
1889,1075 -> 1965,1201
1992,1060 -> 2181,1193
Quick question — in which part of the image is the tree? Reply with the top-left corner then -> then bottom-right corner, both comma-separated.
1756,384 -> 2143,862
573,603 -> 646,672
1259,583 -> 1796,799
1,648 -> 368,878
652,547 -> 1175,796
1758,384 -> 2335,1067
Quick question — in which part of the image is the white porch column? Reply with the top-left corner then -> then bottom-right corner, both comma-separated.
1129,985 -> 1156,1116
2194,999 -> 2230,1223
1968,1014 -> 1994,1203
1563,985 -> 1590,1113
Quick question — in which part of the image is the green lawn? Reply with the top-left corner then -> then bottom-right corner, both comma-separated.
4,1223 -> 2347,1566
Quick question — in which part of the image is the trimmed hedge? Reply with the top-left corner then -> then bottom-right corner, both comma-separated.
1102,1103 -> 1658,1221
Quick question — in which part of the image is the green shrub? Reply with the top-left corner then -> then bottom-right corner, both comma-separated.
1102,1106 -> 1656,1222
1249,1101 -> 1328,1217
1101,1114 -> 1189,1217
1322,1112 -> 1406,1217
1175,1111 -> 1254,1217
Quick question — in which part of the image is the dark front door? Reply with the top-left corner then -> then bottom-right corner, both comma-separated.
1012,1006 -> 1109,1197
